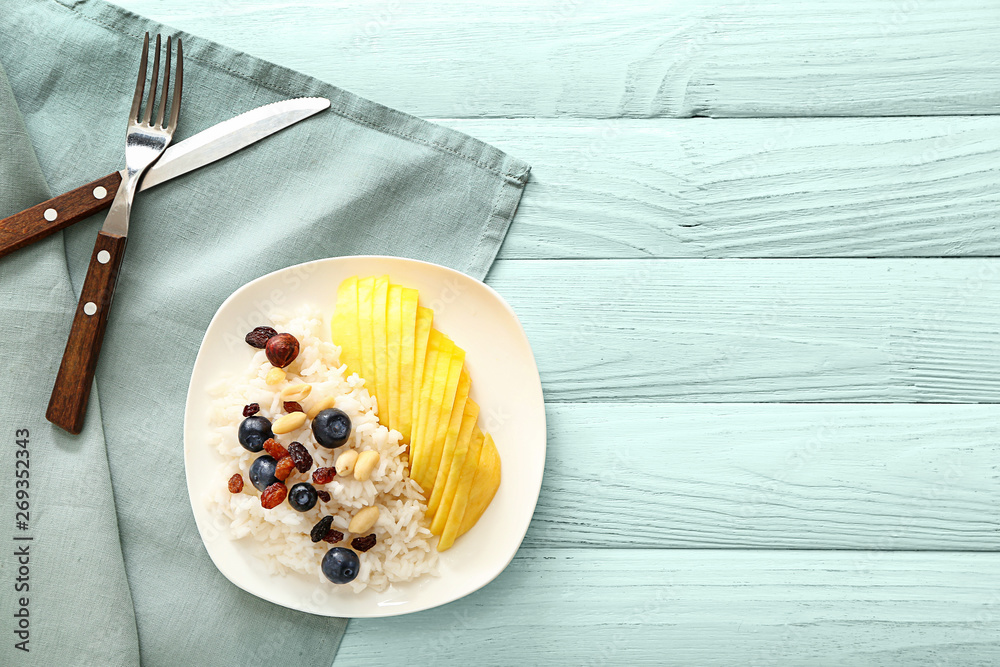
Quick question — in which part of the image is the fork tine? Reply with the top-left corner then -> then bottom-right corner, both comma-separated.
155,37 -> 172,128
167,38 -> 182,133
129,33 -> 150,122
142,34 -> 161,125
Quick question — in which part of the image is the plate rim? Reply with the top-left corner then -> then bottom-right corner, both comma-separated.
182,255 -> 545,618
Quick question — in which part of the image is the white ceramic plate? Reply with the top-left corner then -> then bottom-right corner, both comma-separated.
184,256 -> 545,618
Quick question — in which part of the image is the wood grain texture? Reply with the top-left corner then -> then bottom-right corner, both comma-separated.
487,258 -> 1000,403
0,172 -> 120,258
437,118 -> 1000,259
335,549 -> 1000,665
108,0 -> 1000,118
525,403 -> 1000,549
96,3 -> 1000,664
46,231 -> 128,434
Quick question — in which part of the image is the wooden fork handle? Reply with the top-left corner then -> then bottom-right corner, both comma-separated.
0,172 -> 121,258
46,231 -> 128,434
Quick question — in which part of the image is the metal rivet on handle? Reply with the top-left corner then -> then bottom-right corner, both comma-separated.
43,208 -> 57,221
83,302 -> 97,316
93,186 -> 108,200
97,250 -> 111,264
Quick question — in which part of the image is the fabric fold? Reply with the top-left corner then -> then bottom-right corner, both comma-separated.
0,1 -> 529,665
0,60 -> 141,667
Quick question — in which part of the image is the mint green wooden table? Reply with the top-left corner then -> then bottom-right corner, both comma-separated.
111,2 -> 1000,663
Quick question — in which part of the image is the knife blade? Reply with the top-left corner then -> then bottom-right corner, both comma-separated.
0,97 -> 330,259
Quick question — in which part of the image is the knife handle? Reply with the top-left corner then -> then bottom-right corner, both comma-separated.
46,231 -> 128,434
0,173 -> 121,259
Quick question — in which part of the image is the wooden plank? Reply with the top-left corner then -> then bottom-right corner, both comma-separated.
335,549 -> 1000,665
438,117 -> 1000,259
524,403 -> 1000,550
486,258 -> 1000,403
109,0 -> 1000,118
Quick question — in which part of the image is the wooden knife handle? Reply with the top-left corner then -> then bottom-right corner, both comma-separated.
0,173 -> 121,259
46,231 -> 128,434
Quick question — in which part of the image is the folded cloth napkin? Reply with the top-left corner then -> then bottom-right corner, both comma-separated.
0,1 -> 530,665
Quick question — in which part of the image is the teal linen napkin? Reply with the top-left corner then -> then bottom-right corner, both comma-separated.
0,1 -> 530,665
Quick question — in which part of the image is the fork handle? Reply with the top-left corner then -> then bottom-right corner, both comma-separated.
46,231 -> 128,434
0,173 -> 121,259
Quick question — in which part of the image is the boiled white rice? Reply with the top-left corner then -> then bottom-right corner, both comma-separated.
204,306 -> 439,593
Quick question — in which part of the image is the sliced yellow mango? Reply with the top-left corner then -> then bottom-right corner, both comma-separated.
424,353 -> 466,498
409,307 -> 433,448
438,426 -> 485,551
397,288 -> 419,444
410,328 -> 443,479
386,284 -> 403,434
412,336 -> 454,488
331,276 -> 359,375
428,387 -> 475,528
458,433 -> 501,537
372,275 -> 390,424
356,277 -> 376,392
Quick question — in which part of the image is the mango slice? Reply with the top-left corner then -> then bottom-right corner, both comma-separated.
372,276 -> 390,423
438,426 -> 485,551
424,354 -> 466,498
397,288 -> 419,444
356,277 -> 376,392
386,284 -> 403,434
412,336 -> 454,487
331,276 -> 359,375
428,380 -> 473,525
411,328 -> 443,477
458,433 -> 501,537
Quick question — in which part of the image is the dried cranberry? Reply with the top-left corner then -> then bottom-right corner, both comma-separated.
288,442 -> 313,473
313,467 -> 335,484
245,326 -> 278,349
316,490 -> 331,503
274,456 -> 296,482
310,516 -> 334,543
323,530 -> 344,544
265,333 -> 300,368
262,438 -> 289,461
242,403 -> 260,417
227,474 -> 244,493
283,401 -> 304,414
351,534 -> 377,552
260,483 -> 287,509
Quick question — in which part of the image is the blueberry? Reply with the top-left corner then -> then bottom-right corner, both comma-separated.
312,408 -> 351,449
321,547 -> 361,584
287,482 -> 318,512
248,455 -> 279,492
238,416 -> 273,452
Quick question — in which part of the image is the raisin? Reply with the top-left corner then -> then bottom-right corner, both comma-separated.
288,442 -> 313,473
262,438 -> 289,460
242,403 -> 260,417
227,474 -> 244,493
283,401 -> 304,414
313,467 -> 335,484
323,530 -> 344,544
351,534 -> 377,552
245,326 -> 278,349
274,456 -> 296,482
316,490 -> 331,503
310,516 -> 334,543
260,483 -> 287,509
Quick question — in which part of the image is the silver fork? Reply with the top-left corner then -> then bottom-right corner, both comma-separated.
47,33 -> 183,434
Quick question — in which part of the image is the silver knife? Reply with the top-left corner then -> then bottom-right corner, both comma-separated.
0,97 -> 331,259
